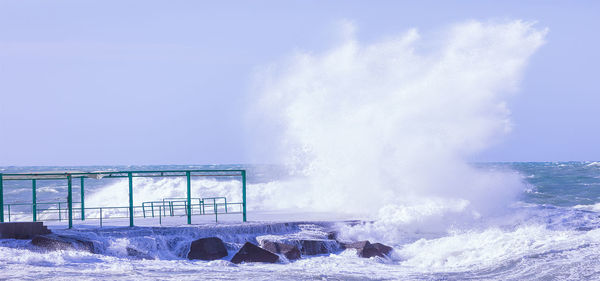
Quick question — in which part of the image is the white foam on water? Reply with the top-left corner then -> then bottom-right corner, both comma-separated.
574,203 -> 600,212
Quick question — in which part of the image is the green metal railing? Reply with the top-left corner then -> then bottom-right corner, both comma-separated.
2,201 -> 83,222
142,197 -> 230,217
0,169 -> 247,228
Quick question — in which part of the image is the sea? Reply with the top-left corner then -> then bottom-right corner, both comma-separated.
1,162 -> 600,280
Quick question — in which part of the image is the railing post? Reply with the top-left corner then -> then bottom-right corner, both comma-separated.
80,177 -> 85,220
0,173 -> 4,222
32,179 -> 37,222
186,171 -> 191,225
242,170 -> 247,222
100,208 -> 103,228
68,174 -> 73,229
58,202 -> 61,221
128,172 -> 134,227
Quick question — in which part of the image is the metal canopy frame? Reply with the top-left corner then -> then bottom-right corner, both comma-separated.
0,169 -> 247,228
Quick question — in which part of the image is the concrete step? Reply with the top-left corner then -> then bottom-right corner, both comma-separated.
0,222 -> 52,239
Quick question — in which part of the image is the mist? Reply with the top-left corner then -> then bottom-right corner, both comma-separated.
247,20 -> 546,237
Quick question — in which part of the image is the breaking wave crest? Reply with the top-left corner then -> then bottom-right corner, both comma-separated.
248,20 -> 547,237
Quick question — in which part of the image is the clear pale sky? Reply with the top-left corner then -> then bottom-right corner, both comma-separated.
0,1 -> 598,166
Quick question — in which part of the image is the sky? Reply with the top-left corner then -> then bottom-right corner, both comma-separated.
0,0 -> 598,166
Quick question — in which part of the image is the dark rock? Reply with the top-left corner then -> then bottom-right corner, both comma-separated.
299,239 -> 332,255
341,240 -> 392,258
31,234 -> 95,253
187,237 -> 228,260
372,243 -> 392,256
231,242 -> 279,264
326,231 -> 338,240
262,241 -> 301,260
126,247 -> 154,260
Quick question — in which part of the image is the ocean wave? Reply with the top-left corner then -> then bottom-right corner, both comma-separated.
573,203 -> 600,212
398,225 -> 600,272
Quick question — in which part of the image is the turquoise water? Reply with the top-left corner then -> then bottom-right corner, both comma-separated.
510,162 -> 600,207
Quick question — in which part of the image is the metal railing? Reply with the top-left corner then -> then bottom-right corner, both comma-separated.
3,201 -> 83,222
141,197 -> 229,218
0,169 -> 247,228
1,201 -> 243,226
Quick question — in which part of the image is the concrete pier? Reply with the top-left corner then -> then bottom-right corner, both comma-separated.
0,222 -> 51,239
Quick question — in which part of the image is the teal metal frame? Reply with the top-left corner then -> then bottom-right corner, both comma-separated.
0,169 -> 247,228
67,174 -> 73,229
80,177 -> 85,221
128,172 -> 133,227
32,179 -> 37,222
0,173 -> 3,223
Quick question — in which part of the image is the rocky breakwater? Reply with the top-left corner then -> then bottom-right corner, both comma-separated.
13,222 -> 394,264
185,227 -> 393,264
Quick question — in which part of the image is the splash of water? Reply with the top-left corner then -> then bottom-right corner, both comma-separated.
248,20 -> 547,235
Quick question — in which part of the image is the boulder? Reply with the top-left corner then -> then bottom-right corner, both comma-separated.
341,240 -> 392,258
126,247 -> 154,260
372,243 -> 392,256
187,237 -> 228,260
231,242 -> 279,264
298,239 -> 333,255
31,234 -> 95,253
262,241 -> 301,260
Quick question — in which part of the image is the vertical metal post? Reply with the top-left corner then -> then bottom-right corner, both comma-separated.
80,177 -> 85,220
68,174 -> 73,229
128,172 -> 134,227
58,203 -> 61,221
0,173 -> 4,222
32,179 -> 37,222
186,171 -> 191,225
242,170 -> 247,222
100,208 -> 103,228
214,200 -> 217,223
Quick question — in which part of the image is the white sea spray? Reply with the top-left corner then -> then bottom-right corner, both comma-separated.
248,20 -> 547,238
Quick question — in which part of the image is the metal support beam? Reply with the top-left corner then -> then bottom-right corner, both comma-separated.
32,179 -> 37,222
242,170 -> 247,222
67,174 -> 73,229
186,171 -> 191,225
128,172 -> 134,227
0,173 -> 4,222
80,177 -> 85,220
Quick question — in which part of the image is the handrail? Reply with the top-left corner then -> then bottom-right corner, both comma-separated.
0,168 -> 247,226
2,202 -> 243,224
